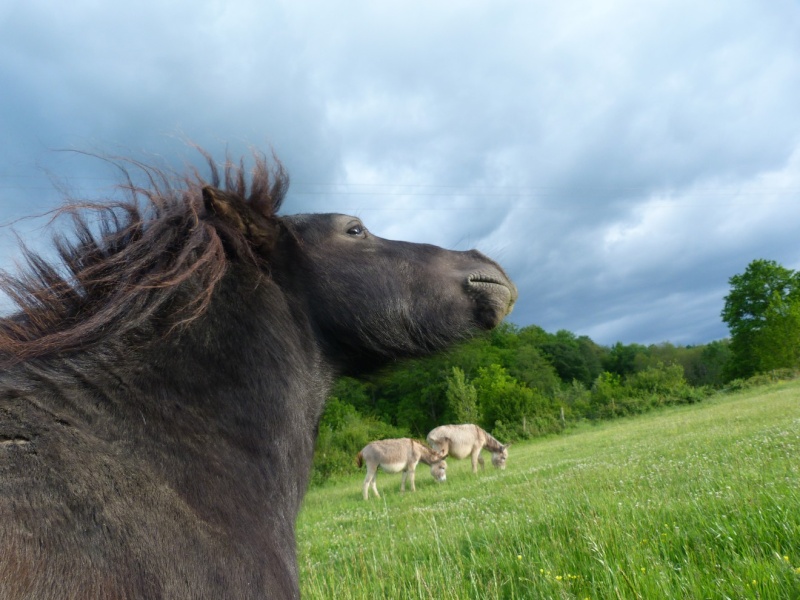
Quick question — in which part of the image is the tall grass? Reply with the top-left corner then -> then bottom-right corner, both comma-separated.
297,381 -> 800,599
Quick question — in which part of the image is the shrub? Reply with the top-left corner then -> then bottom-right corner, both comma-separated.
473,364 -> 554,433
445,366 -> 479,424
589,371 -> 632,418
626,362 -> 688,399
555,380 -> 591,421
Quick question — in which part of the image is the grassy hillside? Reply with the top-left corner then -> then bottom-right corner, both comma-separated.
297,381 -> 800,599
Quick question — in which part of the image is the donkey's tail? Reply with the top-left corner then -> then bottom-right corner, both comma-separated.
356,451 -> 363,468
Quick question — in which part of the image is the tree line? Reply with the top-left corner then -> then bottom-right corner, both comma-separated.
310,258 -> 800,484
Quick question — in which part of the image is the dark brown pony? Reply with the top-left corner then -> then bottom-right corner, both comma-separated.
0,151 -> 516,599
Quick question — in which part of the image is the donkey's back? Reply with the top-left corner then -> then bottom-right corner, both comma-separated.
358,438 -> 417,471
427,424 -> 509,472
427,424 -> 486,458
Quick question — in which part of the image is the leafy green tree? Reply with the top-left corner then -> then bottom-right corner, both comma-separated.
503,344 -> 561,395
626,362 -> 685,394
603,342 -> 648,377
589,371 -> 627,418
683,340 -> 731,387
318,396 -> 361,430
329,377 -> 376,417
640,343 -> 680,370
376,357 -> 450,434
472,364 -> 556,438
722,259 -> 800,378
576,335 -> 606,383
753,292 -> 800,372
444,335 -> 504,378
487,321 -> 521,349
445,366 -> 478,423
554,379 -> 591,420
515,324 -> 551,347
539,330 -> 603,386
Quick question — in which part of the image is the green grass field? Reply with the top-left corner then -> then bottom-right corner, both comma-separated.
297,381 -> 800,599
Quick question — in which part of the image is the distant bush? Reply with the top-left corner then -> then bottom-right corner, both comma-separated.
724,368 -> 800,393
589,371 -> 632,418
473,364 -> 559,438
627,362 -> 686,396
588,363 -> 712,419
445,366 -> 479,424
723,378 -> 748,392
679,384 -> 716,403
555,380 -> 592,422
754,368 -> 800,383
493,414 -> 562,442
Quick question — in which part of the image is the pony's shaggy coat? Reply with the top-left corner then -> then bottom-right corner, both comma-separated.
0,152 -> 516,599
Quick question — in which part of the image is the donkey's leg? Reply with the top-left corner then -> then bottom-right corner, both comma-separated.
370,471 -> 381,498
364,464 -> 379,500
408,462 -> 418,492
478,455 -> 485,470
471,448 -> 481,473
363,467 -> 373,500
401,469 -> 408,493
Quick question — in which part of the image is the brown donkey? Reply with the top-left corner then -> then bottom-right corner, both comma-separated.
427,424 -> 510,473
356,438 -> 447,500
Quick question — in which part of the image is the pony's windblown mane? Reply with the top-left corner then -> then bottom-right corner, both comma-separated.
0,150 -> 288,366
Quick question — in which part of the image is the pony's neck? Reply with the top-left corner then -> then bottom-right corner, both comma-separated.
149,267 -> 333,431
54,269 -> 332,514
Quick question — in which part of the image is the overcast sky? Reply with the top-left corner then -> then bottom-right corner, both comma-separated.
2,0 -> 799,346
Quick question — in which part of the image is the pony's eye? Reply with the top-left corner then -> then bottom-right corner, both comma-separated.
347,224 -> 364,236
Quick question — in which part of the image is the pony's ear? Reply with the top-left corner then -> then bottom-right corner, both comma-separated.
202,186 -> 280,255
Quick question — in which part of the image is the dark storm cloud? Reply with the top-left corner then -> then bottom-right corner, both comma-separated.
2,0 -> 799,345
